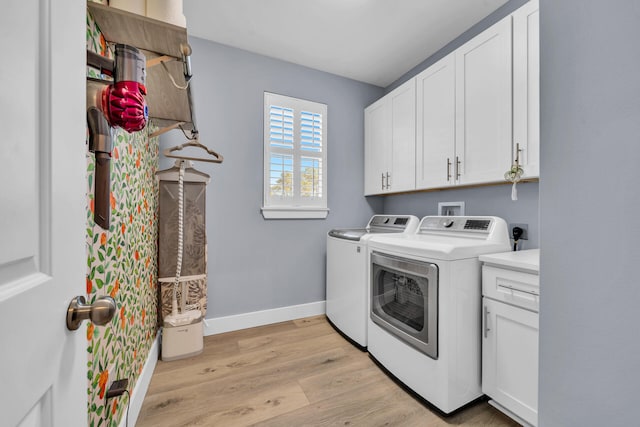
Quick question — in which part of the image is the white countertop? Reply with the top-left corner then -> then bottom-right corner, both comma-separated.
479,248 -> 540,273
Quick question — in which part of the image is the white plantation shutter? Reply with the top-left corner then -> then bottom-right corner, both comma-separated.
263,92 -> 328,219
269,105 -> 294,149
268,105 -> 294,198
300,111 -> 322,152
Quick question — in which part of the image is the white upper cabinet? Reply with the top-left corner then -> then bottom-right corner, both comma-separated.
364,79 -> 416,195
365,2 -> 539,195
364,99 -> 391,195
416,53 -> 456,189
513,0 -> 540,179
455,16 -> 513,186
390,79 -> 417,193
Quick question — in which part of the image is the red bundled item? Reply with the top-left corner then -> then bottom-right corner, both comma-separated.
103,81 -> 148,133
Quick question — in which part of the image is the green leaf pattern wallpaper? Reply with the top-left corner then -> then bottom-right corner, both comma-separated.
86,12 -> 159,427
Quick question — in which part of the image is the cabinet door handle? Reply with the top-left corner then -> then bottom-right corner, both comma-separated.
498,283 -> 539,296
447,158 -> 452,181
484,305 -> 490,338
456,156 -> 461,180
381,173 -> 385,191
515,142 -> 522,165
386,172 -> 391,189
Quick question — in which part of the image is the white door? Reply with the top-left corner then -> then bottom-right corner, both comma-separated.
416,53 -> 456,189
482,298 -> 539,426
513,0 -> 540,179
364,99 -> 390,195
0,1 -> 86,426
455,16 -> 513,185
389,79 -> 416,193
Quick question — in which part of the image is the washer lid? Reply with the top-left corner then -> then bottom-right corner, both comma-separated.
328,228 -> 369,241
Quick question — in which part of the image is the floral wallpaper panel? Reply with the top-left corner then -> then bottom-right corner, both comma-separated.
86,11 -> 159,427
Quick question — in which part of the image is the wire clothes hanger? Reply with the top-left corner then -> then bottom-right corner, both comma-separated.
163,132 -> 224,163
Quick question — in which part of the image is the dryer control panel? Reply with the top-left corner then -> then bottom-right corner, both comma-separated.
419,216 -> 493,234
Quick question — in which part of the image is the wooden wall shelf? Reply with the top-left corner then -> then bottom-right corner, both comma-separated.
87,2 -> 193,128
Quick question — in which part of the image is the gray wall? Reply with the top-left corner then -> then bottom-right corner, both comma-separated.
383,182 -> 539,249
386,0 -> 529,94
159,38 -> 383,318
538,1 -> 640,425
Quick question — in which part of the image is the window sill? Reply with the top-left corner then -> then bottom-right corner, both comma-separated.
261,207 -> 329,219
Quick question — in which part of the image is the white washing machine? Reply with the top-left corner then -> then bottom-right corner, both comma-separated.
367,216 -> 510,414
326,215 -> 419,348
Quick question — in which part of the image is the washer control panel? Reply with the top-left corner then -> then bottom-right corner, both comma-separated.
368,215 -> 418,231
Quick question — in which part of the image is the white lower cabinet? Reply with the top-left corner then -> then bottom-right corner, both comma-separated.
482,297 -> 539,426
480,250 -> 540,427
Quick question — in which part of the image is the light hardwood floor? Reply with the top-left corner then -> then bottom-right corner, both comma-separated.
137,316 -> 519,426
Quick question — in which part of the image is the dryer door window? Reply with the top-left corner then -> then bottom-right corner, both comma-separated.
370,251 -> 438,359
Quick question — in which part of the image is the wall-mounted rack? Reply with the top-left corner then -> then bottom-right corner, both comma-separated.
87,2 -> 194,134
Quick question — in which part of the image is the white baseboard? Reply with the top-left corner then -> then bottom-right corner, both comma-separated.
119,334 -> 160,427
204,300 -> 326,336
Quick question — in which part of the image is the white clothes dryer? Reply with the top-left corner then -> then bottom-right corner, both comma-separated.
367,216 -> 510,414
326,215 -> 419,348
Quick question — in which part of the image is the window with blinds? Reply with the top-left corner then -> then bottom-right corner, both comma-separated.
263,92 -> 328,219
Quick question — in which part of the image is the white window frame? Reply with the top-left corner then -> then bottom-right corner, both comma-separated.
262,92 -> 329,219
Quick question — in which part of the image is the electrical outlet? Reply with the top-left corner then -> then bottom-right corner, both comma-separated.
510,223 -> 529,240
106,378 -> 129,399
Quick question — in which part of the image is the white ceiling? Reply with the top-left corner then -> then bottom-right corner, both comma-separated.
183,0 -> 508,87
